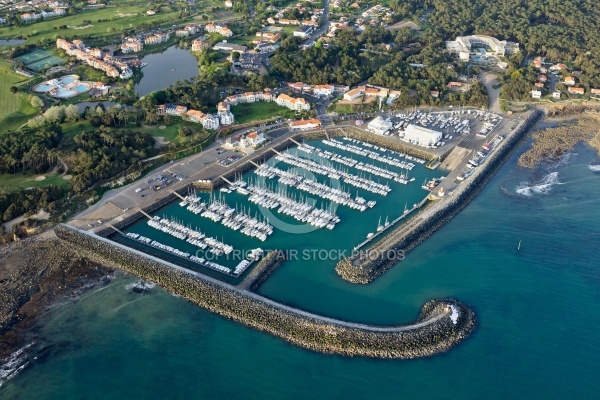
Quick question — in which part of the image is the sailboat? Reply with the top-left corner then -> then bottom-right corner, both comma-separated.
376,217 -> 384,232
517,240 -> 521,251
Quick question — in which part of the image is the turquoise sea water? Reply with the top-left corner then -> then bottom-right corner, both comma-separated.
2,142 -> 600,399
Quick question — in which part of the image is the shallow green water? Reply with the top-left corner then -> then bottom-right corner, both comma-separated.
2,142 -> 600,399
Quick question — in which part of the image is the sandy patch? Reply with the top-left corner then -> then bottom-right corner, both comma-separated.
386,20 -> 422,31
153,136 -> 170,147
159,125 -> 166,129
68,24 -> 94,29
63,174 -> 73,180
34,176 -> 46,181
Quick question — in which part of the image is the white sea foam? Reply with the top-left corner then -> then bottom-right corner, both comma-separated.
450,305 -> 459,325
516,172 -> 562,197
124,281 -> 156,291
588,164 -> 600,172
0,342 -> 34,387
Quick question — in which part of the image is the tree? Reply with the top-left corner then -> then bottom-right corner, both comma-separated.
231,51 -> 241,60
29,95 -> 44,108
9,86 -> 18,94
65,104 -> 80,122
44,106 -> 66,124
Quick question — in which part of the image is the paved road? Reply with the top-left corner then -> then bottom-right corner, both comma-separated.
479,72 -> 501,114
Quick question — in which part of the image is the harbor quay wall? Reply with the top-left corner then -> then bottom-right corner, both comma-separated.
96,184 -> 194,237
55,224 -> 476,359
336,111 -> 544,284
237,250 -> 287,291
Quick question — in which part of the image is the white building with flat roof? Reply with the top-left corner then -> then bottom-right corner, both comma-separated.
446,35 -> 519,61
367,116 -> 393,135
404,124 -> 442,146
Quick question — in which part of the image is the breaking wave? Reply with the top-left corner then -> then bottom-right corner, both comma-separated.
0,342 -> 34,388
588,164 -> 600,172
516,172 -> 562,197
124,281 -> 156,291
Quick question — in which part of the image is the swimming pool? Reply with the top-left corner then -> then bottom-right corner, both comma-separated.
33,84 -> 53,93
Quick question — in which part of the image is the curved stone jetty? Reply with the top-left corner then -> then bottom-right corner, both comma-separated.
336,110 -> 544,284
56,224 -> 475,359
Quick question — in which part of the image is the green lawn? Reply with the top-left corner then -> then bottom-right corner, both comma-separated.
0,6 -> 186,45
0,61 -> 29,118
230,102 -> 295,124
0,173 -> 70,193
0,61 -> 40,131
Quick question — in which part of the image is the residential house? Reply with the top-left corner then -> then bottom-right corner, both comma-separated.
538,74 -> 548,82
192,39 -> 210,51
564,76 -> 576,86
293,26 -> 313,39
568,87 -> 585,95
289,119 -> 321,130
552,91 -> 561,99
205,23 -> 233,37
275,94 -> 310,110
246,131 -> 266,146
343,88 -> 363,101
549,63 -> 568,71
591,88 -> 600,96
530,90 -> 542,99
447,81 -> 467,91
313,84 -> 334,96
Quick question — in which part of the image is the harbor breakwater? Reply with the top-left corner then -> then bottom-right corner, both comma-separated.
55,224 -> 475,359
336,111 -> 544,284
237,250 -> 287,291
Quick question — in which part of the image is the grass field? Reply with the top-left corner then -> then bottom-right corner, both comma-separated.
0,6 -> 186,45
231,102 -> 295,123
0,173 -> 70,192
0,61 -> 39,131
0,61 -> 28,118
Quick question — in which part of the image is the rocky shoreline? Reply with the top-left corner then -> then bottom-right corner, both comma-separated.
336,110 -> 544,284
56,224 -> 476,359
0,231 -> 113,384
518,113 -> 600,169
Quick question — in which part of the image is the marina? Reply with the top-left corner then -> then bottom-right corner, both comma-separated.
112,138 -> 440,281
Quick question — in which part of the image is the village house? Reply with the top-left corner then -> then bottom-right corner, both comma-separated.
534,82 -> 544,89
564,76 -> 576,86
275,94 -> 310,110
313,84 -> 334,97
549,63 -> 568,72
192,39 -> 210,51
343,88 -> 363,101
144,32 -> 170,45
289,119 -> 321,131
530,89 -> 542,99
121,38 -> 143,53
146,9 -> 156,15
448,81 -> 467,91
552,91 -> 561,99
205,23 -> 233,37
568,87 -> 585,95
591,88 -> 600,96
293,25 -> 313,39
538,74 -> 548,83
